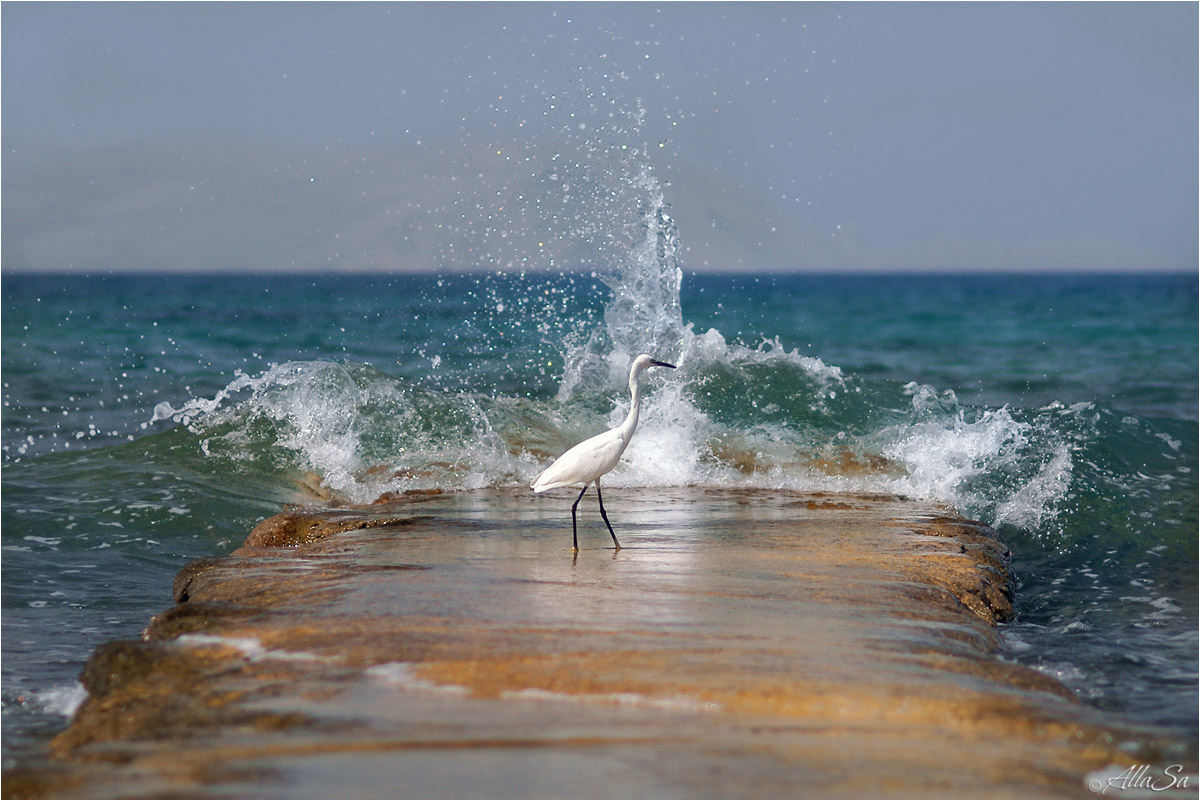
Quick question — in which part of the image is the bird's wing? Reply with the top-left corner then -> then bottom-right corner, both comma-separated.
530,428 -> 626,492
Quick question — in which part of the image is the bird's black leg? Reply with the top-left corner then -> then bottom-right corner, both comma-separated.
594,480 -> 621,550
570,484 -> 589,552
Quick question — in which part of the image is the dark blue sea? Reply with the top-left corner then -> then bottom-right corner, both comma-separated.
2,163 -> 1196,768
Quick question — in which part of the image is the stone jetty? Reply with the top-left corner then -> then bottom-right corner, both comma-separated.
4,488 -> 1189,798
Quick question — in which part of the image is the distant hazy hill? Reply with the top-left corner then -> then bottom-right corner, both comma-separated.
3,137 -> 843,273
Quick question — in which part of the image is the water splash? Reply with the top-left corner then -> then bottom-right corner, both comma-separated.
138,109 -> 1094,538
544,104 -> 688,399
150,360 -> 535,504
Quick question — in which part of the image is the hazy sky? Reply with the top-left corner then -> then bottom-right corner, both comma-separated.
3,2 -> 1197,272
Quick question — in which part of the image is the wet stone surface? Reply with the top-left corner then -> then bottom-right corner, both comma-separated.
3,488 -> 1191,799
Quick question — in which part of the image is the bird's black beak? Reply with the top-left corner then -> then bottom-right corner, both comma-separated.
651,359 -> 677,369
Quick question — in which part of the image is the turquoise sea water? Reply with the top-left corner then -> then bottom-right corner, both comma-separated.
3,266 -> 1196,767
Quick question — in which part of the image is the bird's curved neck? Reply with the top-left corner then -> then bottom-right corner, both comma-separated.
618,372 -> 643,439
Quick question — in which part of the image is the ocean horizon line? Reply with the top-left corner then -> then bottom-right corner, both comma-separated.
4,266 -> 1196,279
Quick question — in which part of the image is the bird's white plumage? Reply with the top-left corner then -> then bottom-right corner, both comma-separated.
530,426 -> 628,492
530,353 -> 673,494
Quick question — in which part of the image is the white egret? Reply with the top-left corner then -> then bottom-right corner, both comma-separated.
531,353 -> 676,550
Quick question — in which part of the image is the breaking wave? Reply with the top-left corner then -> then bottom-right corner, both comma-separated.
145,107 -> 1193,559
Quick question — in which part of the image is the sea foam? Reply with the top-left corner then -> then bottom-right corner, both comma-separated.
32,683 -> 89,718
